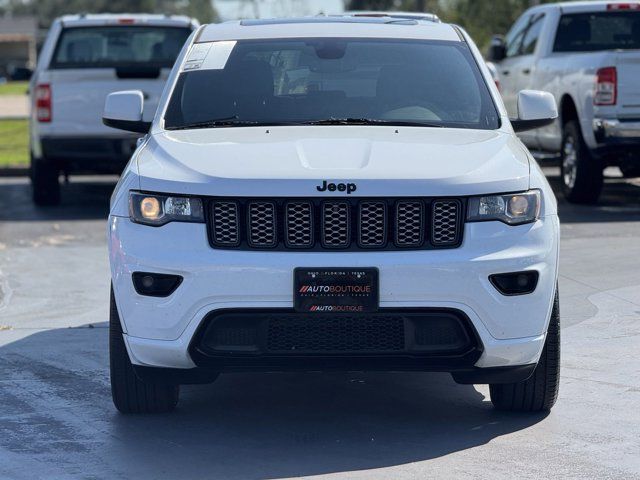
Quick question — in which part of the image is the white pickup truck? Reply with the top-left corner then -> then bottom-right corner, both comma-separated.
488,1 -> 640,203
29,14 -> 198,205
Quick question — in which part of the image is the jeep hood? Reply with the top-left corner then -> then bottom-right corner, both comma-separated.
136,126 -> 530,197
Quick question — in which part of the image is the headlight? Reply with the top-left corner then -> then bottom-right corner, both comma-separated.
129,192 -> 205,226
467,190 -> 541,225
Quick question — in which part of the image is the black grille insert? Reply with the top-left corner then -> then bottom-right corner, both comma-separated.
359,201 -> 387,248
321,202 -> 351,248
395,200 -> 425,247
432,200 -> 462,246
194,309 -> 477,358
247,201 -> 277,247
211,201 -> 240,247
207,198 -> 463,251
285,201 -> 314,248
268,315 -> 404,353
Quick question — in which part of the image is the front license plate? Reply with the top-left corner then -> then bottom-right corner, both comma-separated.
294,268 -> 379,313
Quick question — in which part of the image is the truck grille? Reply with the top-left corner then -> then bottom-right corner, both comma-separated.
207,198 -> 463,251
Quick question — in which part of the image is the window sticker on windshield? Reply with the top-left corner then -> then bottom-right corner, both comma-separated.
182,41 -> 236,72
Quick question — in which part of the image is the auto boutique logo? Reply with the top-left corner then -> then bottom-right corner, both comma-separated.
298,284 -> 372,312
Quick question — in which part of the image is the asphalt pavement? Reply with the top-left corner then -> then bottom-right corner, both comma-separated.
0,168 -> 639,479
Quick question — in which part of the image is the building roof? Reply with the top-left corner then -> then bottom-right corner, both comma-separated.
0,16 -> 37,39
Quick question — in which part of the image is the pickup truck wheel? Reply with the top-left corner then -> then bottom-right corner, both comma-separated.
489,289 -> 560,412
109,287 -> 179,414
31,156 -> 61,206
560,121 -> 603,204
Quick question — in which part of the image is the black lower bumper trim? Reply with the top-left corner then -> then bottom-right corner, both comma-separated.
451,364 -> 536,385
188,308 -> 483,372
132,363 -> 537,386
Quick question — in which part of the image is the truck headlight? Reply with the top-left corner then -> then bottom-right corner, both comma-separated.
467,190 -> 540,225
129,192 -> 205,226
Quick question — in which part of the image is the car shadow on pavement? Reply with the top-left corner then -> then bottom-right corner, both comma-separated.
0,176 -> 116,222
544,166 -> 640,224
0,325 -> 548,479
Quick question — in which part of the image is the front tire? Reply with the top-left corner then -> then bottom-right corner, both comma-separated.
31,155 -> 61,206
489,290 -> 560,412
110,287 -> 179,414
560,121 -> 603,204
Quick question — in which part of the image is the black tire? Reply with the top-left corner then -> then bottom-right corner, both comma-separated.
31,155 -> 61,206
110,287 -> 179,414
619,164 -> 640,178
489,290 -> 560,412
560,120 -> 603,204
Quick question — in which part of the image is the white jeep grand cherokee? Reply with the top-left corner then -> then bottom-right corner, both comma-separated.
104,16 -> 561,414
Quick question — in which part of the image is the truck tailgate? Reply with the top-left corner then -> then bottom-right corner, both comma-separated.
46,69 -> 168,136
616,52 -> 640,119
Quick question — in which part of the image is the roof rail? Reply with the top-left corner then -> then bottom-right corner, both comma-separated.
341,11 -> 441,23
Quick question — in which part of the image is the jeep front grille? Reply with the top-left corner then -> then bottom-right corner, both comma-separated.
247,201 -> 277,247
285,202 -> 314,248
211,201 -> 240,246
321,202 -> 350,248
207,198 -> 463,251
432,200 -> 462,246
358,201 -> 386,248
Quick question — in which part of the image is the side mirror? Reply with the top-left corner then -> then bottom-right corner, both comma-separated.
487,35 -> 506,62
102,90 -> 151,134
511,90 -> 558,133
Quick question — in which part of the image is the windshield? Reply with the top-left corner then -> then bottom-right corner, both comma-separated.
554,12 -> 640,52
51,26 -> 192,69
164,38 -> 500,130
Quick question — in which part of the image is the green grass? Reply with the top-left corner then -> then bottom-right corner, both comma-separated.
0,119 -> 29,167
0,81 -> 29,96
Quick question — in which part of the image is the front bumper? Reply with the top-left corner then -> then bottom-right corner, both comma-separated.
109,214 -> 559,374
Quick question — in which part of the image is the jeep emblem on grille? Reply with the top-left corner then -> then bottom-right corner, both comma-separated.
316,180 -> 357,194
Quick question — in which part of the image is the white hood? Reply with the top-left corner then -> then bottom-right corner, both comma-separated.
137,126 -> 530,197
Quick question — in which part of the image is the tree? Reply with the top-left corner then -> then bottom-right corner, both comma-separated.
347,0 -> 556,50
443,0 -> 556,49
1,0 -> 218,28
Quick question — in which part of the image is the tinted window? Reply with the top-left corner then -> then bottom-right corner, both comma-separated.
554,12 -> 640,52
505,14 -> 531,57
165,38 -> 500,130
51,26 -> 191,69
522,14 -> 545,55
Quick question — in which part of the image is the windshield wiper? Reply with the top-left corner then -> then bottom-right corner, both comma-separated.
168,116 -> 301,130
305,117 -> 445,127
168,116 -> 446,130
167,117 -> 261,130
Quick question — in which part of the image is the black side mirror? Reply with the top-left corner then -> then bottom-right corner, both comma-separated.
487,35 -> 506,62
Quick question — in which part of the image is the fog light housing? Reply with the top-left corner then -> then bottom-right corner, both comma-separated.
132,272 -> 183,297
489,271 -> 539,296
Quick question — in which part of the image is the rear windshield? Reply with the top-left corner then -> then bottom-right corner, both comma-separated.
50,26 -> 192,69
164,38 -> 500,130
554,12 -> 640,52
